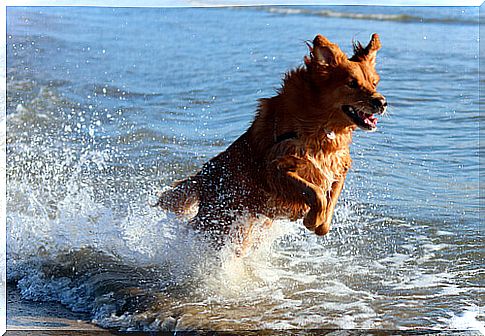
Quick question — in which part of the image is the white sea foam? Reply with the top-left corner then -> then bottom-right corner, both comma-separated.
446,305 -> 485,334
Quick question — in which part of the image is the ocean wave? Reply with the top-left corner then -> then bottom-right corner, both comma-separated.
261,7 -> 478,25
91,84 -> 163,99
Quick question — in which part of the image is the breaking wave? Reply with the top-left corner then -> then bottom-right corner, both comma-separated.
259,6 -> 478,25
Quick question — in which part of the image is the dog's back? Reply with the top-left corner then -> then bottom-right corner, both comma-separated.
158,131 -> 268,233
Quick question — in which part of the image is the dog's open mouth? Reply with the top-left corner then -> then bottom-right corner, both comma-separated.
342,105 -> 378,131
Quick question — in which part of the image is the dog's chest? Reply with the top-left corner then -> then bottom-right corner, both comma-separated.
304,148 -> 350,189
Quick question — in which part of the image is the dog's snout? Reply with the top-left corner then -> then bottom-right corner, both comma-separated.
371,96 -> 386,108
371,95 -> 387,113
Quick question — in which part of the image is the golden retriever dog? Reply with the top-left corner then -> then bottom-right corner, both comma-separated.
156,33 -> 386,248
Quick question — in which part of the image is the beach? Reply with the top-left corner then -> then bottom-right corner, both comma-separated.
7,285 -> 112,334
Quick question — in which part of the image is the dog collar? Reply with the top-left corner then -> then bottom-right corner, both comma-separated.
274,129 -> 335,143
275,131 -> 298,143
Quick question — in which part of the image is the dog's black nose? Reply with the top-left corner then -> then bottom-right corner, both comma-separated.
371,97 -> 387,109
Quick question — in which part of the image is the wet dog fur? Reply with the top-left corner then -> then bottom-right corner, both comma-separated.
156,34 -> 387,248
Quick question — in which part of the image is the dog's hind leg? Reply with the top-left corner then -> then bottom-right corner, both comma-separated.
155,177 -> 200,215
190,210 -> 273,255
235,215 -> 257,257
236,216 -> 273,257
185,205 -> 236,248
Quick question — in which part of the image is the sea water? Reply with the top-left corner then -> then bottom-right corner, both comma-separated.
6,5 -> 483,331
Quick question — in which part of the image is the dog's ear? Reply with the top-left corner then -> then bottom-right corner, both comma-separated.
351,33 -> 381,66
306,35 -> 346,68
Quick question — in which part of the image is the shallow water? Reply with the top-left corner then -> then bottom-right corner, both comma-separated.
6,5 -> 484,332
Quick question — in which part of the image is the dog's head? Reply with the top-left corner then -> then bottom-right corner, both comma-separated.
304,34 -> 386,132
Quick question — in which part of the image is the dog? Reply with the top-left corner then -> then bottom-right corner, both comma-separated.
155,33 -> 386,248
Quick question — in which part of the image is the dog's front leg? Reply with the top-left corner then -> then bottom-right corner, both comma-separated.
270,156 -> 328,235
287,171 -> 329,235
319,173 -> 347,235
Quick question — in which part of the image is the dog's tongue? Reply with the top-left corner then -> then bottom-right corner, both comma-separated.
366,114 -> 377,126
358,111 -> 377,126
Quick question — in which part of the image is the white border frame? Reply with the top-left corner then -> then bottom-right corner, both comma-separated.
1,2 -> 483,335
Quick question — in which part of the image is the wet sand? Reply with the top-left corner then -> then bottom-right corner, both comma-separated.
6,283 -> 483,336
6,284 -> 117,335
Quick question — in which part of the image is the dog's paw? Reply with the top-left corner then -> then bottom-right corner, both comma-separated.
303,193 -> 329,234
314,223 -> 330,236
304,211 -> 330,236
303,207 -> 325,231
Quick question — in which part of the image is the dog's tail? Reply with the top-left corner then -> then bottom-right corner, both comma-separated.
154,177 -> 200,215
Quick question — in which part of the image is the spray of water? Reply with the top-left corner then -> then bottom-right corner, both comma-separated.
7,83 -> 484,332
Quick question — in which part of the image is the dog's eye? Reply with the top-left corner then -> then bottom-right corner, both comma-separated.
373,80 -> 379,87
347,79 -> 359,89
